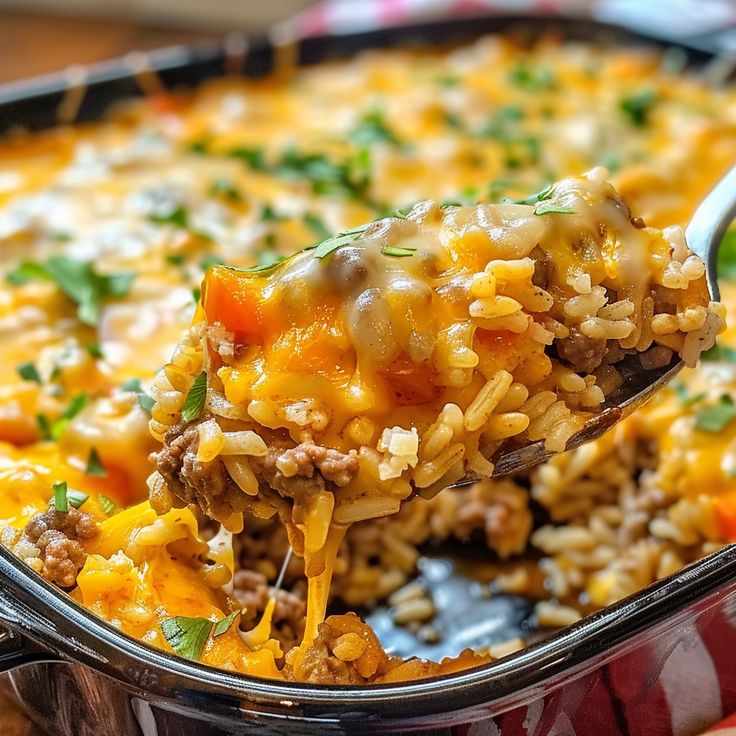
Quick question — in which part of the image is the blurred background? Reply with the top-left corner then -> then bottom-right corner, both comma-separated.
0,0 -> 314,83
0,0 -> 735,85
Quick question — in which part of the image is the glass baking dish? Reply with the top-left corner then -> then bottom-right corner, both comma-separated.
0,13 -> 734,736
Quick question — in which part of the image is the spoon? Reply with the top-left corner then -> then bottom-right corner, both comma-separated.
451,164 -> 736,484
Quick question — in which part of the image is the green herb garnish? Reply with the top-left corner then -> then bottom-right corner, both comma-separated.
181,371 -> 207,423
350,110 -> 401,147
49,394 -> 89,440
311,225 -> 369,259
7,256 -> 134,326
165,253 -> 186,267
192,287 -> 201,304
149,207 -> 189,229
534,201 -> 575,216
85,447 -> 107,477
85,342 -> 104,360
228,147 -> 267,171
213,610 -> 241,637
695,395 -> 736,433
161,616 -> 213,661
209,178 -> 242,202
619,90 -> 657,127
303,213 -> 331,240
17,361 -> 42,384
51,481 -> 88,511
508,64 -> 555,91
381,245 -> 417,258
52,481 -> 69,513
138,393 -> 155,413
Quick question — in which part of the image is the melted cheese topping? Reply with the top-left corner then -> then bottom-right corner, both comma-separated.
0,35 -> 733,677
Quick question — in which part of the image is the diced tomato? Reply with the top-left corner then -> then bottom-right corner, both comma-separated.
378,355 -> 440,406
202,265 -> 265,344
714,491 -> 736,542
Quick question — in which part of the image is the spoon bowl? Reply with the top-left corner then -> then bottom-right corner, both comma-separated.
451,164 -> 736,485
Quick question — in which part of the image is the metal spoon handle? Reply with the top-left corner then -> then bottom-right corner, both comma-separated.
685,163 -> 736,302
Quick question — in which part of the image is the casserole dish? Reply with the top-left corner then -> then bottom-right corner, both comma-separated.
0,12 -> 735,735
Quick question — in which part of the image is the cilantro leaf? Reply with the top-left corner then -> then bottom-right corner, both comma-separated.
303,213 -> 331,240
85,447 -> 107,477
85,342 -> 104,360
121,378 -> 143,393
228,147 -> 267,171
161,616 -> 213,661
619,90 -> 657,127
181,372 -> 207,423
209,178 -> 242,202
138,394 -> 155,413
245,256 -> 288,274
17,362 -> 42,384
13,257 -> 135,326
149,207 -> 189,229
505,183 -> 554,206
382,245 -> 417,257
350,110 -> 400,147
508,64 -> 555,91
695,395 -> 736,433
52,481 -> 69,513
213,610 -> 241,637
7,261 -> 51,285
534,201 -> 575,216
51,481 -> 88,512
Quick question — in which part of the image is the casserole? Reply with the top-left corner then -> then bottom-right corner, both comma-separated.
0,12 -> 731,733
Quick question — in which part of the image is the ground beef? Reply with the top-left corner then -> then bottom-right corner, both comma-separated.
256,442 -> 359,499
454,479 -> 532,558
155,421 -> 234,520
22,507 -> 98,588
232,568 -> 306,651
556,326 -> 608,374
155,419 -> 359,521
287,613 -> 394,684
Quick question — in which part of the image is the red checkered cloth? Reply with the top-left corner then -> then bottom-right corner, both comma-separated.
272,2 -> 736,735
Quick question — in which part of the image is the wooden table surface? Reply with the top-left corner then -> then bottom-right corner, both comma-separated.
0,10 -> 218,84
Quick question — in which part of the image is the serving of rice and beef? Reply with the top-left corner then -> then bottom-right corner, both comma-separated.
0,33 -> 734,684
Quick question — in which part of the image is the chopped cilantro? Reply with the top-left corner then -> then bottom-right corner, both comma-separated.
17,361 -> 41,384
50,394 -> 89,440
209,178 -> 242,202
350,110 -> 400,147
619,90 -> 657,127
149,207 -> 189,229
181,372 -> 207,423
213,610 -> 241,637
98,494 -> 119,516
534,201 -> 575,216
187,140 -> 209,154
7,261 -> 51,285
7,256 -> 134,326
85,342 -> 104,360
192,287 -> 201,304
303,213 -> 331,240
51,481 -> 88,511
508,64 -> 555,91
259,204 -> 281,222
695,395 -> 736,433
382,245 -> 417,257
138,393 -> 155,413
165,254 -> 186,267
36,414 -> 52,440
85,447 -> 107,477
228,147 -> 267,171
505,183 -> 554,206
161,616 -> 213,661
674,382 -> 705,408
52,481 -> 69,512
310,224 -> 369,259
274,149 -> 366,199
